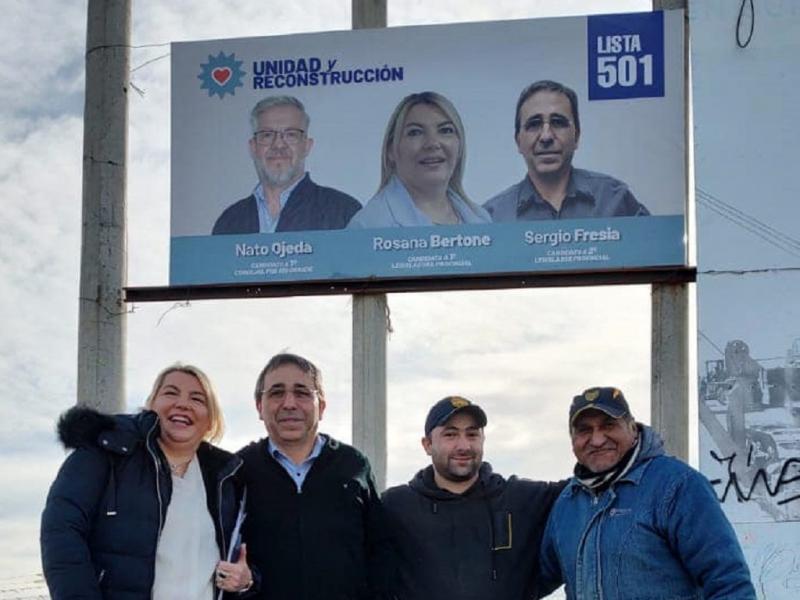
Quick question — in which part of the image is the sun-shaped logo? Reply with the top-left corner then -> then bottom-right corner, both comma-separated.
450,397 -> 470,409
198,51 -> 245,99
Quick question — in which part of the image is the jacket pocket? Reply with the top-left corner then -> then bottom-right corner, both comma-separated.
492,511 -> 513,550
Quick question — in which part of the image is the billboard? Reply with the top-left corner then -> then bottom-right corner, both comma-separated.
170,10 -> 685,287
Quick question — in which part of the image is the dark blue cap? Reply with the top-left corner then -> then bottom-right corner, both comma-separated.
569,387 -> 630,424
424,396 -> 487,437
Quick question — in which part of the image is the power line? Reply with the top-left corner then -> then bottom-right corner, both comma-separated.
696,187 -> 800,258
698,329 -> 725,357
696,188 -> 800,252
131,52 -> 169,74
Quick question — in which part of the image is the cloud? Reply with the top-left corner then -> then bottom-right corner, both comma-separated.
0,2 -> 86,120
0,113 -> 83,436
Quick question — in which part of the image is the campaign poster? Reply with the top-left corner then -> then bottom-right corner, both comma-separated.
170,10 -> 685,287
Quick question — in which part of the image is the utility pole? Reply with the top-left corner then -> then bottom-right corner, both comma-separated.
77,0 -> 131,413
651,0 -> 689,461
351,0 -> 388,491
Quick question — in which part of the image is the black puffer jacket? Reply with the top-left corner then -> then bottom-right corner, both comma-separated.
40,407 -> 245,600
381,463 -> 565,600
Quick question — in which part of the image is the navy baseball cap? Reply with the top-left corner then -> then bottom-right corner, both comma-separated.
424,396 -> 487,436
569,387 -> 630,425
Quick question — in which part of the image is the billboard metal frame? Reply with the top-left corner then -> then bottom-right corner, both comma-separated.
125,265 -> 695,302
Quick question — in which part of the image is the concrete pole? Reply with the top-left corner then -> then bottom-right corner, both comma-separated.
651,0 -> 689,460
77,0 -> 130,413
352,0 -> 387,29
651,283 -> 690,460
352,0 -> 388,491
352,295 -> 389,491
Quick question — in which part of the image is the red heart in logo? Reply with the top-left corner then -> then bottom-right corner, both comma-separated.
212,67 -> 232,85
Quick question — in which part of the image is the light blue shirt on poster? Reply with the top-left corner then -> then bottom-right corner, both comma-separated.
267,433 -> 326,492
254,174 -> 305,233
348,175 -> 491,228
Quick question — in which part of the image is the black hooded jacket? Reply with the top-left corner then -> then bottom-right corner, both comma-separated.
40,407 -> 246,600
381,463 -> 565,600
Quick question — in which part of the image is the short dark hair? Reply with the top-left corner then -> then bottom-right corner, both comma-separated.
514,80 -> 580,138
254,353 -> 324,401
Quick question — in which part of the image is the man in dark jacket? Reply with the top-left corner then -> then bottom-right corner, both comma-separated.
212,95 -> 361,234
239,353 -> 391,600
382,396 -> 565,600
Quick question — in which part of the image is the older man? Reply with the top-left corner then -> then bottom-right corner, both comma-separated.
485,80 -> 649,220
237,353 -> 390,600
382,396 -> 564,600
539,387 -> 755,599
212,95 -> 360,234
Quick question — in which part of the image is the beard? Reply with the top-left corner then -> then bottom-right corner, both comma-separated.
434,452 -> 481,483
255,155 -> 305,188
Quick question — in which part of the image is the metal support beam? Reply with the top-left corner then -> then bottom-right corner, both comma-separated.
125,267 -> 696,303
77,0 -> 130,413
352,0 -> 388,490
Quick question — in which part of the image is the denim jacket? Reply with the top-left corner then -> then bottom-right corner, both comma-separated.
539,425 -> 755,600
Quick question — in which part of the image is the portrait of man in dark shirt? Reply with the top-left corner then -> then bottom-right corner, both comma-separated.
212,95 -> 361,234
485,80 -> 649,221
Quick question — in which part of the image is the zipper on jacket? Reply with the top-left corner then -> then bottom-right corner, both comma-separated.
105,456 -> 118,516
145,417 -> 165,600
145,418 -> 165,537
217,459 -> 244,559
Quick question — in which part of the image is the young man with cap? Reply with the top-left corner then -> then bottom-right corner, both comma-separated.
381,396 -> 564,600
539,386 -> 756,599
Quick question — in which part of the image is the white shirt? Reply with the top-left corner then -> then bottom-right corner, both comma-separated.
152,456 -> 218,600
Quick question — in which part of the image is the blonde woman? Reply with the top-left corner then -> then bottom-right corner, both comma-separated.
41,364 -> 255,599
349,91 -> 490,228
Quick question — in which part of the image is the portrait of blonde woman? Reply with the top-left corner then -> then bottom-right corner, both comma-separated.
348,91 -> 490,228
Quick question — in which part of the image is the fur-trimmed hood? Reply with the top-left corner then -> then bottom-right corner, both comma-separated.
57,406 -> 158,454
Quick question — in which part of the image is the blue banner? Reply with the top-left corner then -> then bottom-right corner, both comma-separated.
171,217 -> 684,285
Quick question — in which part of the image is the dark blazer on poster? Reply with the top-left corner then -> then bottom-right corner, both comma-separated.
212,174 -> 361,234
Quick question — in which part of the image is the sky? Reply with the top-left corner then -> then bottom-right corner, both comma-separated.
0,0 -> 657,577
